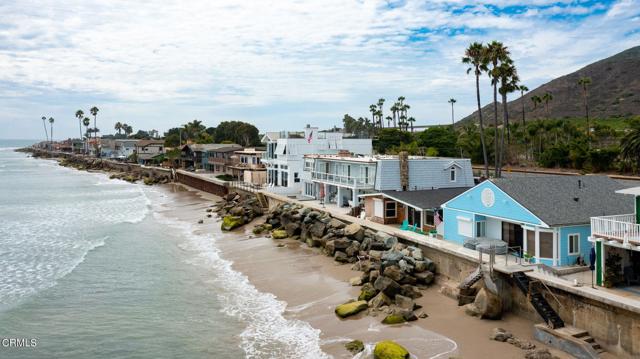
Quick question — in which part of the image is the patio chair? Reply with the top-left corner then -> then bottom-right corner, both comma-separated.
400,219 -> 409,230
411,223 -> 418,232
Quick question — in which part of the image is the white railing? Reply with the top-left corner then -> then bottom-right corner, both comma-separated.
591,214 -> 640,246
310,171 -> 374,188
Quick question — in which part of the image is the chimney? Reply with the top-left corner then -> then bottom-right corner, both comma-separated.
399,151 -> 409,191
337,150 -> 351,157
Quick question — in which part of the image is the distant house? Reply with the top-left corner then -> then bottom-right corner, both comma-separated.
100,139 -> 116,158
114,139 -> 139,160
201,144 -> 243,173
589,186 -> 640,287
302,152 -> 474,210
227,147 -> 266,185
262,125 -> 373,195
135,140 -> 165,165
442,175 -> 633,267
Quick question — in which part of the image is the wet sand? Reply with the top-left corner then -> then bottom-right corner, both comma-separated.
159,184 -> 571,358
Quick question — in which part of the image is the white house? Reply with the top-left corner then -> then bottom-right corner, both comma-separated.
261,125 -> 372,195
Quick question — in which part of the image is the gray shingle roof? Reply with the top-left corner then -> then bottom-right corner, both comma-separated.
491,175 -> 635,226
379,187 -> 470,210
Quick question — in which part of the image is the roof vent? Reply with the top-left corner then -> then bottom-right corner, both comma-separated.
573,197 -> 580,202
578,179 -> 582,189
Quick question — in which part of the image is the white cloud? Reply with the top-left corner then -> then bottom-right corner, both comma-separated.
0,0 -> 638,138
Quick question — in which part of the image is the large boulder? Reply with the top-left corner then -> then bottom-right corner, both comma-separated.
358,283 -> 378,301
344,223 -> 364,240
284,222 -> 300,237
335,300 -> 368,318
329,218 -> 346,229
345,340 -> 364,354
324,240 -> 336,256
489,327 -> 513,342
309,221 -> 326,238
472,287 -> 502,319
368,291 -> 392,309
414,271 -> 435,285
333,238 -> 351,250
382,251 -> 404,263
373,340 -> 410,359
383,265 -> 404,282
271,229 -> 288,239
221,215 -> 245,231
374,276 -> 402,298
381,314 -> 406,325
394,295 -> 415,310
334,251 -> 349,263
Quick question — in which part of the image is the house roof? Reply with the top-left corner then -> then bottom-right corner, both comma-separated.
490,175 -> 635,226
136,140 -> 164,147
369,187 -> 471,210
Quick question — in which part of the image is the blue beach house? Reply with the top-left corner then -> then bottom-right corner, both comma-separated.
441,175 -> 632,267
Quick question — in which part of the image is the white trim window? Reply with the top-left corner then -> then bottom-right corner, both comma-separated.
568,233 -> 580,255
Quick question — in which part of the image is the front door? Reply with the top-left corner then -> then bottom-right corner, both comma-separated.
502,222 -> 523,249
407,207 -> 421,229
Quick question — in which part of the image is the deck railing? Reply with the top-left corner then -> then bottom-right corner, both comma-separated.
591,214 -> 640,246
310,171 -> 374,188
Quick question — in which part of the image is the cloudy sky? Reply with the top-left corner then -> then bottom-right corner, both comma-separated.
1,0 -> 639,140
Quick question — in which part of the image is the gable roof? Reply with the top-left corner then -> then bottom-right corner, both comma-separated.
377,187 -> 470,210
491,175 -> 634,226
182,143 -> 243,152
136,140 -> 164,147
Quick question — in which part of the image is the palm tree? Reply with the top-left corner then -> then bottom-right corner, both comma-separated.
123,123 -> 133,137
518,85 -> 528,126
115,121 -> 123,135
496,59 -> 519,176
542,92 -> 553,118
75,110 -> 84,142
408,117 -> 416,132
390,103 -> 398,128
90,106 -> 99,141
448,98 -> 457,129
486,41 -> 510,177
386,116 -> 392,127
578,77 -> 592,145
462,42 -> 490,178
621,126 -> 640,173
531,95 -> 542,119
41,116 -> 49,142
369,104 -> 378,129
48,117 -> 54,150
377,98 -> 385,128
83,117 -> 91,154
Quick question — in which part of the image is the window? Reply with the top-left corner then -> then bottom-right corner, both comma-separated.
384,201 -> 396,218
476,221 -> 486,237
539,231 -> 553,258
425,210 -> 434,226
281,172 -> 288,187
450,167 -> 456,182
294,172 -> 300,183
568,234 -> 580,255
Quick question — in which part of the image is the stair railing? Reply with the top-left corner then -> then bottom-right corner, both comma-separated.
529,278 -> 565,312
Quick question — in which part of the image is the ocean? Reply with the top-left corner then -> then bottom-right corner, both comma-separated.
0,140 -> 327,358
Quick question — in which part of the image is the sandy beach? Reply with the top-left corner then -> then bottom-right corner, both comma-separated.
158,183 -> 571,359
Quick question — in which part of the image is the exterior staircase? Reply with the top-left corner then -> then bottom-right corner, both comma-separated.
255,192 -> 269,209
457,266 -> 483,306
563,328 -> 605,355
512,272 -> 565,329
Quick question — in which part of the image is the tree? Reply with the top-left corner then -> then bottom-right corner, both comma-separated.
123,124 -> 133,137
390,103 -> 398,128
531,95 -> 542,119
448,98 -> 457,129
462,42 -> 490,178
496,59 -> 519,176
578,77 -> 592,145
621,125 -> 640,173
75,110 -> 84,142
114,122 -> 123,135
542,92 -> 553,118
418,126 -> 458,157
386,116 -> 392,127
377,98 -> 385,128
408,117 -> 416,132
518,85 -> 528,127
82,117 -> 90,154
373,128 -> 414,154
41,116 -> 49,142
369,104 -> 378,129
486,40 -> 510,177
90,106 -> 99,140
48,117 -> 54,149
213,121 -> 261,146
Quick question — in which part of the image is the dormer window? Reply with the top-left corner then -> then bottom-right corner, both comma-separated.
450,167 -> 456,182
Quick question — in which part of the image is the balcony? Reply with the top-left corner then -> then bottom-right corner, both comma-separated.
591,214 -> 640,246
310,171 -> 374,189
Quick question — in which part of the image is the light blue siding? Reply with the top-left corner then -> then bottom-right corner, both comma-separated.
375,158 -> 474,191
559,225 -> 592,266
443,208 -> 473,245
442,181 -> 544,226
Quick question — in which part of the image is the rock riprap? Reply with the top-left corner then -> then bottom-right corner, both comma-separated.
373,340 -> 410,359
335,300 -> 368,318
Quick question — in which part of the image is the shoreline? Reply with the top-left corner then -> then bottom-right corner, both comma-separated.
159,182 -> 571,358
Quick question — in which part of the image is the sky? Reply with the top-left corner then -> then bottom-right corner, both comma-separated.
1,0 -> 639,140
